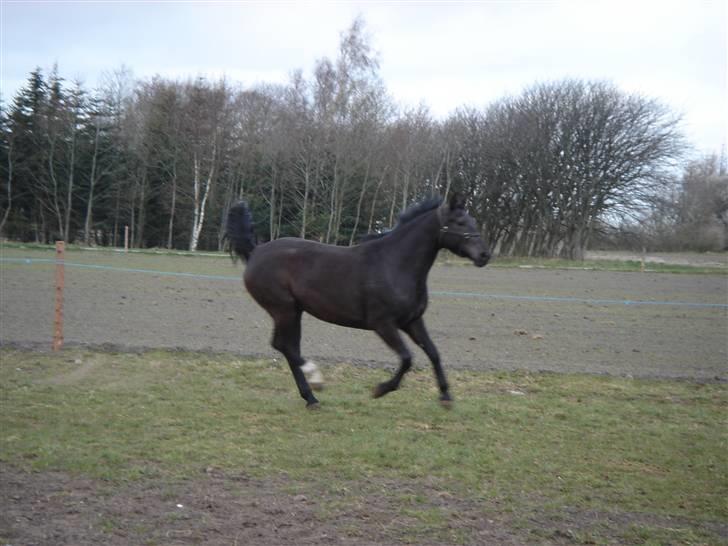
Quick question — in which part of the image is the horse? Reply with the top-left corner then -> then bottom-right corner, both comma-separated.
226,193 -> 491,409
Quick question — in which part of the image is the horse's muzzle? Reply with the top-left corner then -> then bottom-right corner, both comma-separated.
474,251 -> 490,267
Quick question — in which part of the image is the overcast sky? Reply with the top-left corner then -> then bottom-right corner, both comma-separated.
2,0 -> 726,156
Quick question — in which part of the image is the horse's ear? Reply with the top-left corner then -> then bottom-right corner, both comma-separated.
449,193 -> 466,210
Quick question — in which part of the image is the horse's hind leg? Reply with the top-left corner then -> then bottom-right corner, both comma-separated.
404,317 -> 452,408
271,309 -> 320,409
372,323 -> 412,399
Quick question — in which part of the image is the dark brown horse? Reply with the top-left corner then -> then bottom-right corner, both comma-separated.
227,193 -> 490,409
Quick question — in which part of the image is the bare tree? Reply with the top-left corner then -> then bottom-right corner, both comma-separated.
185,78 -> 227,251
456,80 -> 686,258
5,28 -> 698,257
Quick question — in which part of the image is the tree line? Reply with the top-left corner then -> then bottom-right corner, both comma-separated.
613,153 -> 727,252
2,19 -> 722,258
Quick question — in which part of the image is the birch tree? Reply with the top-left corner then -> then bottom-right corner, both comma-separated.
184,78 -> 226,251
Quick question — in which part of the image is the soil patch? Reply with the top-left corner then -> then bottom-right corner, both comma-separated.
0,464 -> 522,545
1,263 -> 726,380
3,465 -> 725,545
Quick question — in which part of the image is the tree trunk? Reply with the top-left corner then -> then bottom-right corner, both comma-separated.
432,152 -> 446,195
218,182 -> 235,250
136,168 -> 147,248
325,162 -> 338,244
83,121 -> 101,245
47,137 -> 64,238
167,163 -> 177,249
443,150 -> 452,202
37,209 -> 47,243
348,162 -> 371,245
366,169 -> 386,233
276,188 -> 284,239
129,181 -> 136,248
64,125 -> 77,242
299,158 -> 311,238
0,141 -> 12,235
269,167 -> 277,241
333,171 -> 349,245
189,145 -> 216,251
112,185 -> 121,247
388,176 -> 398,227
401,172 -> 410,211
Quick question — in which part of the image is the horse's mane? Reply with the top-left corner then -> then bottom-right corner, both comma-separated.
358,196 -> 443,243
398,196 -> 444,224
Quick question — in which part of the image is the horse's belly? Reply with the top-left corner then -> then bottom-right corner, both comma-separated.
296,288 -> 367,329
305,307 -> 367,329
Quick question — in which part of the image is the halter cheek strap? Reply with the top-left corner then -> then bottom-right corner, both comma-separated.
436,204 -> 446,228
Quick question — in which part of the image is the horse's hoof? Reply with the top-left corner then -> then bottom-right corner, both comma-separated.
372,382 -> 390,399
310,381 -> 324,392
439,394 -> 454,409
306,401 -> 321,410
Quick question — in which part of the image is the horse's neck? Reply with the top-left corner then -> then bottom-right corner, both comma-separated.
384,211 -> 440,278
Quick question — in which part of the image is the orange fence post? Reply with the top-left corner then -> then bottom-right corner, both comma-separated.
53,241 -> 65,351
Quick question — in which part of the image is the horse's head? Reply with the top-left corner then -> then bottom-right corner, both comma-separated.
439,193 -> 491,267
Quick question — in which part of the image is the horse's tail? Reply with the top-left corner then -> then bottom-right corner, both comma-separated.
226,201 -> 257,262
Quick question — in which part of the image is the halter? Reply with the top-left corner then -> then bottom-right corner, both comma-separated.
436,206 -> 481,245
439,226 -> 480,240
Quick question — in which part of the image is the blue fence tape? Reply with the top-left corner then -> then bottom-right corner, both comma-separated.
1,257 -> 238,281
2,257 -> 726,309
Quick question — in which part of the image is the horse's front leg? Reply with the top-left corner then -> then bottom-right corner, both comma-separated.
404,317 -> 452,408
372,323 -> 412,398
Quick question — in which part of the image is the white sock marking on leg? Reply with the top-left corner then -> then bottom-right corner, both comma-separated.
301,360 -> 324,387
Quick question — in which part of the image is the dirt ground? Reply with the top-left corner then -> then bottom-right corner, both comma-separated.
1,256 -> 726,380
1,464 -> 536,546
4,464 -> 725,546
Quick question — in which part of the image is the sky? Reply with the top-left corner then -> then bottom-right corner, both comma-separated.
1,0 -> 726,157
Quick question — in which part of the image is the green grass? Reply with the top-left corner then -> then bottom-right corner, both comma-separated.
1,348 -> 726,544
488,255 -> 727,275
0,240 -> 228,257
0,243 -> 239,277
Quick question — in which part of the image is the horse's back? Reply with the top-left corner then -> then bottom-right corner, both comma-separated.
246,238 -> 356,272
244,238 -> 367,325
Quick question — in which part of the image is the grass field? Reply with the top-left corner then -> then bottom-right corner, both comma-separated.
2,348 -> 726,545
